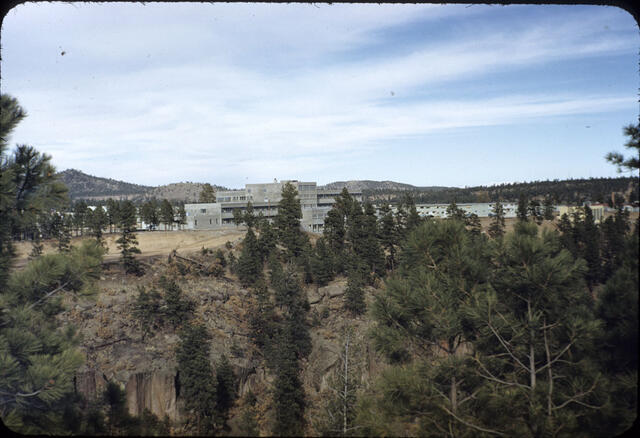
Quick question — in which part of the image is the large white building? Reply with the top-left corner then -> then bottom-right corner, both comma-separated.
184,180 -> 362,233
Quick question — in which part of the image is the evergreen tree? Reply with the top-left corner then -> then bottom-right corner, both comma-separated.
463,222 -> 604,437
72,200 -> 89,236
274,182 -> 308,260
517,193 -> 528,221
106,198 -> 120,233
237,228 -> 262,287
377,204 -> 398,270
176,203 -> 187,230
176,323 -> 218,434
311,237 -> 334,286
132,286 -> 163,340
116,200 -> 142,275
543,195 -> 555,220
527,198 -> 543,224
215,355 -> 237,430
272,346 -> 306,437
0,240 -> 105,434
466,212 -> 482,236
88,206 -> 108,247
344,268 -> 366,315
199,183 -> 216,203
606,122 -> 640,171
257,220 -> 277,260
581,205 -> 601,289
52,212 -> 72,253
488,200 -> 506,239
446,200 -> 466,221
140,199 -> 160,231
160,275 -> 194,330
159,199 -> 174,231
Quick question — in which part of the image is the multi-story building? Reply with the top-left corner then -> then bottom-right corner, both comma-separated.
184,180 -> 362,233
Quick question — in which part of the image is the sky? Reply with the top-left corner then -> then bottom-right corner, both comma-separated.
1,2 -> 638,189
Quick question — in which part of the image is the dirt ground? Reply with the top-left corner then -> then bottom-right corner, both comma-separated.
13,228 -> 247,268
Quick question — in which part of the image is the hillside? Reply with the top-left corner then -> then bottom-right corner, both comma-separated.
57,169 -> 227,201
57,169 -> 153,200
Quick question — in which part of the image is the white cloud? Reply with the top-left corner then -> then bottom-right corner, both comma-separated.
1,3 -> 636,186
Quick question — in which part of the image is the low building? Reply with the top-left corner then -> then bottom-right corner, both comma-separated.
185,180 -> 362,233
391,202 -> 519,219
556,203 -> 605,223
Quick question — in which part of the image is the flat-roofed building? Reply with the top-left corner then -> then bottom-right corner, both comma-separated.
391,202 -> 519,219
185,180 -> 362,233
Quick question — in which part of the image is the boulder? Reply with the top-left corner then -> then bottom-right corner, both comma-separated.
307,288 -> 323,305
319,280 -> 347,299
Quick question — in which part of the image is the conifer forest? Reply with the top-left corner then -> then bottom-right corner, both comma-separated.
1,93 -> 638,437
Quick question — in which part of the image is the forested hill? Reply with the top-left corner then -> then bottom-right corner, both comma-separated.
57,169 -> 153,199
57,169 -> 227,201
365,176 -> 639,205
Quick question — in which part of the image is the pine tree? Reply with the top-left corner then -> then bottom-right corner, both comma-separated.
105,198 -> 120,233
527,198 -> 543,224
377,204 -> 398,270
160,275 -> 194,330
199,183 -> 216,203
344,268 -> 366,315
116,200 -> 142,275
543,195 -> 555,220
176,323 -> 218,434
517,193 -> 528,221
159,199 -> 174,231
72,200 -> 89,236
88,206 -> 108,247
606,122 -> 640,172
0,240 -> 105,434
581,205 -> 601,289
272,346 -> 306,437
257,220 -> 277,260
132,285 -> 163,340
215,355 -> 237,430
274,182 -> 308,260
176,203 -> 187,230
140,199 -> 159,231
446,200 -> 466,221
488,200 -> 506,239
237,228 -> 262,287
311,237 -> 334,286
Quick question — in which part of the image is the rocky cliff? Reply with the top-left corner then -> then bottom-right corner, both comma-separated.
59,245 -> 385,435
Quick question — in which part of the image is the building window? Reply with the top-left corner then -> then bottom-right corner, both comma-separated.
195,220 -> 198,226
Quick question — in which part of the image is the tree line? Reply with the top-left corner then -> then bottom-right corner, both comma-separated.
365,176 -> 637,206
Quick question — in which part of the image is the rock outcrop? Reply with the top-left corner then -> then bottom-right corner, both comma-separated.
126,370 -> 180,421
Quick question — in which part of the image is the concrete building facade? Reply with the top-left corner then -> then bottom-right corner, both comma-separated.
184,180 -> 362,233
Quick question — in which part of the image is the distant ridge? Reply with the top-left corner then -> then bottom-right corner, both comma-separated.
56,169 -> 227,202
320,180 -> 451,192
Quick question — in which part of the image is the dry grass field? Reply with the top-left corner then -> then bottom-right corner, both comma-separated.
12,228 -> 247,268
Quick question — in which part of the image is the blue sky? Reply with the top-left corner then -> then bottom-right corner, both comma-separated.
1,2 -> 638,188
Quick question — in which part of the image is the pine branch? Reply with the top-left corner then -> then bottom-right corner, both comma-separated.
27,281 -> 71,310
536,340 -> 575,374
440,405 -> 507,436
486,318 -> 530,374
